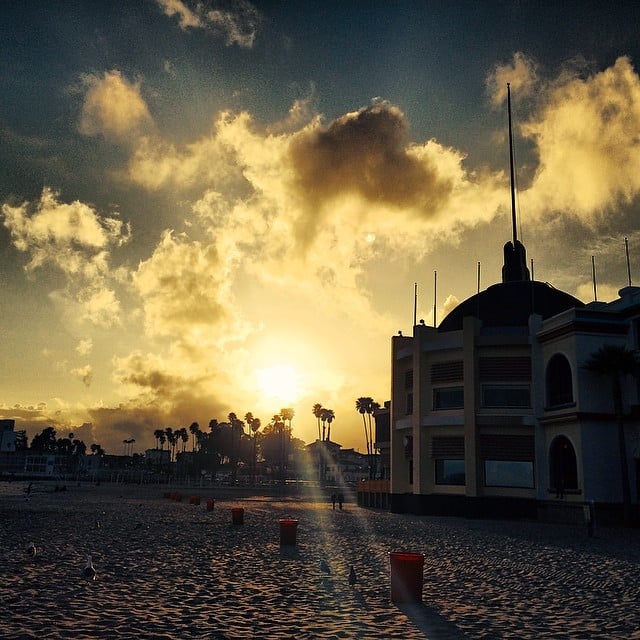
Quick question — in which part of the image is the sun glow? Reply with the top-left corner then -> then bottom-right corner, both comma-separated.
255,364 -> 302,406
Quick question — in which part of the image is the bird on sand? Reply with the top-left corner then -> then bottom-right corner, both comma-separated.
348,565 -> 357,586
83,555 -> 96,581
320,559 -> 331,574
26,542 -> 37,558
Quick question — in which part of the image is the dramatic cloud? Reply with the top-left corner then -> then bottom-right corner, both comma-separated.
288,102 -> 454,244
486,53 -> 640,226
522,56 -> 640,218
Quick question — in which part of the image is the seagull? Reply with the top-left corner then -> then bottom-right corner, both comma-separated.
95,519 -> 101,530
320,559 -> 331,574
26,542 -> 37,558
83,555 -> 97,581
348,565 -> 357,586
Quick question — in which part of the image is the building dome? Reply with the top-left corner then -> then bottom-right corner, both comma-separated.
438,280 -> 584,332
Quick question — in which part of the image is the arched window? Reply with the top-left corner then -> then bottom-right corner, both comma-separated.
546,354 -> 574,407
549,435 -> 578,494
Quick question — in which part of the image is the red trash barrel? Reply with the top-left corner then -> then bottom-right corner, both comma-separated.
206,498 -> 215,511
389,552 -> 425,603
279,518 -> 298,545
231,507 -> 244,525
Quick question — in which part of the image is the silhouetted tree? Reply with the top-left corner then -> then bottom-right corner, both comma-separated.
189,422 -> 200,452
30,427 -> 57,452
312,403 -> 323,441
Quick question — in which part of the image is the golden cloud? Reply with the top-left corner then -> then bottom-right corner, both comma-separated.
78,70 -> 154,142
522,56 -> 640,217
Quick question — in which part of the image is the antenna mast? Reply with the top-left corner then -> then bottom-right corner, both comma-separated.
507,82 -> 518,246
433,271 -> 437,327
625,236 -> 632,286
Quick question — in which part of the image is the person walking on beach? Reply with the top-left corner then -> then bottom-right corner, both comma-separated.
338,493 -> 344,510
331,493 -> 337,510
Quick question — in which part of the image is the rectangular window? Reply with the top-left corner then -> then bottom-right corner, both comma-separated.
435,459 -> 466,485
484,460 -> 534,488
406,392 -> 413,415
431,360 -> 463,383
479,357 -> 531,380
433,386 -> 464,409
482,384 -> 530,408
404,369 -> 413,389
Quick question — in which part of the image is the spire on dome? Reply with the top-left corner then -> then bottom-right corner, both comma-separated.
502,82 -> 530,283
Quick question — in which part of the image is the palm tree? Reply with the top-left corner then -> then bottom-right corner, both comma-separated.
281,407 -> 294,431
90,443 -> 104,456
245,412 -> 261,484
368,400 -> 380,478
189,422 -> 200,452
165,427 -> 176,463
178,427 -> 188,453
356,396 -> 373,460
320,408 -> 330,441
312,403 -> 323,441
228,413 -> 245,481
324,409 -> 335,442
270,413 -> 286,482
584,344 -> 639,524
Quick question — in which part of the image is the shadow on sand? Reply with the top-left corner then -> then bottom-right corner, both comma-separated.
398,602 -> 468,639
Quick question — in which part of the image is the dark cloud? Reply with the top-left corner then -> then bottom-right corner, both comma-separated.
289,102 -> 453,245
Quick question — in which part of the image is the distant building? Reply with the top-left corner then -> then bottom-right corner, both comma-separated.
145,448 -> 171,465
305,440 -> 369,483
373,402 -> 390,480
0,419 -> 16,452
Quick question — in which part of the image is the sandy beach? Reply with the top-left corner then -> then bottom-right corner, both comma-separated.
1,481 -> 640,639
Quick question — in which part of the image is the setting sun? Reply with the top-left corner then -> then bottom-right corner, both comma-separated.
256,364 -> 302,406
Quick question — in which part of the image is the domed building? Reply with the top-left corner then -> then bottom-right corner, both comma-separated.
389,230 -> 640,523
389,87 -> 640,522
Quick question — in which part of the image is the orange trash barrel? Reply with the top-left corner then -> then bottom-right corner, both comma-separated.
231,507 -> 244,525
389,552 -> 425,603
279,518 -> 298,545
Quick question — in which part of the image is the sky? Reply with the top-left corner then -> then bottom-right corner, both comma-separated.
2,0 -> 640,455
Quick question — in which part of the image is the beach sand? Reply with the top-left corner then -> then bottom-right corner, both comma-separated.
1,481 -> 639,639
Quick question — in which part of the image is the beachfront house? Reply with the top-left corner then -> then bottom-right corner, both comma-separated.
389,231 -> 640,524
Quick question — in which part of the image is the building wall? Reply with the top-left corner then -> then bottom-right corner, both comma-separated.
390,287 -> 640,520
